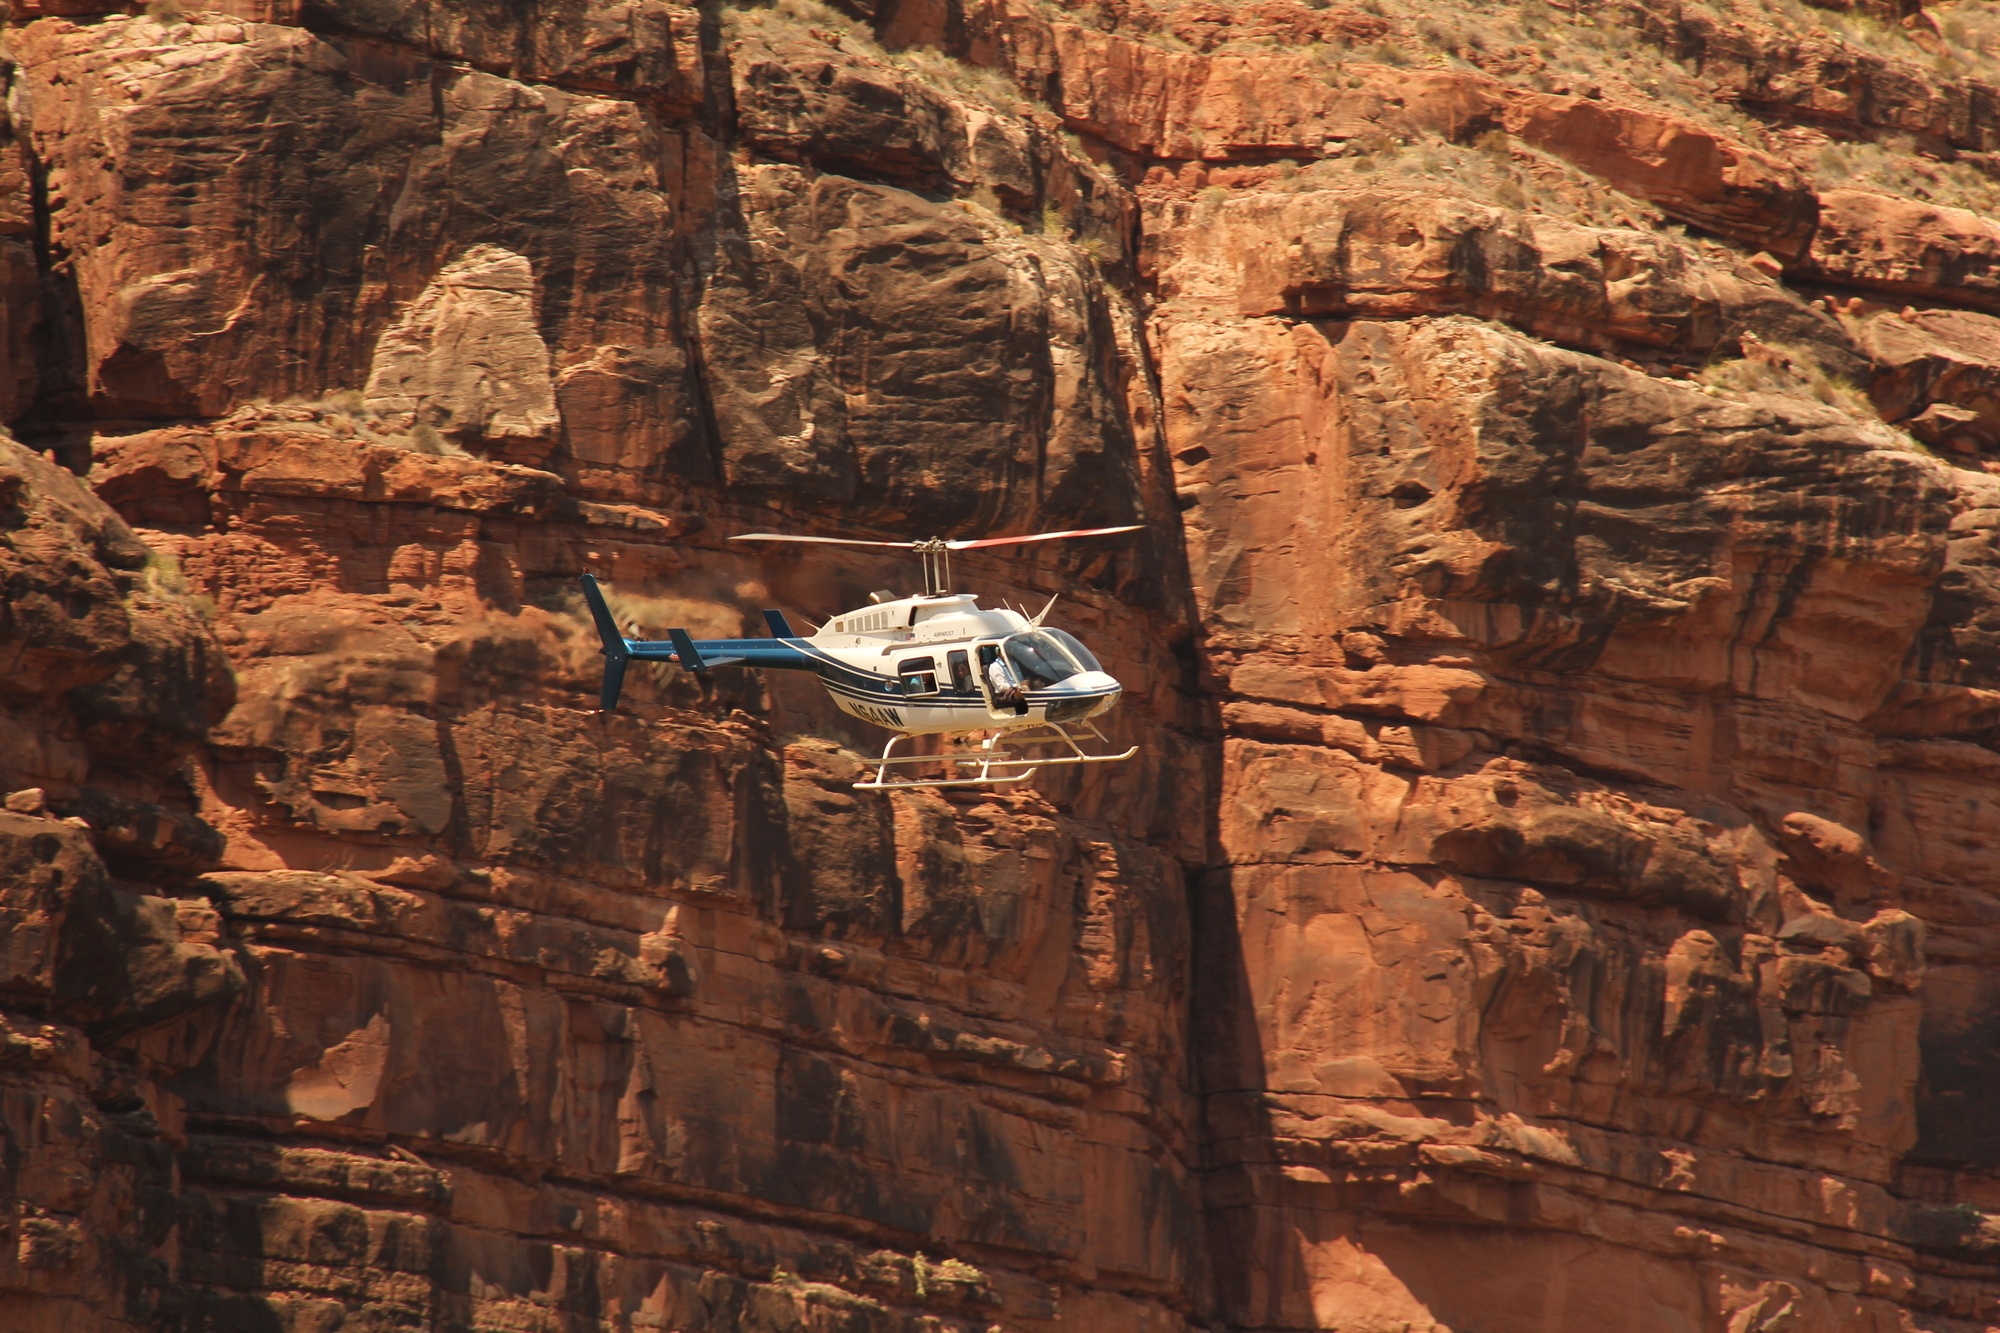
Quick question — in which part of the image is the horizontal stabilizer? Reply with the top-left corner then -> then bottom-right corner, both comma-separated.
667,628 -> 706,671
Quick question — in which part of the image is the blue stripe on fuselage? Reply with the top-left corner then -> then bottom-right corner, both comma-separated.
817,674 -> 1115,712
792,641 -> 911,696
819,679 -> 990,708
624,637 -> 1114,713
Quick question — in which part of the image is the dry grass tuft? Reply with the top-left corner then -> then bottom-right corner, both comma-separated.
244,393 -> 475,457
1817,137 -> 2000,216
1697,340 -> 1876,416
1285,133 -> 1661,232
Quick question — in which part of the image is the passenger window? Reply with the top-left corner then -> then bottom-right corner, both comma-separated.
947,650 -> 973,694
897,655 -> 938,697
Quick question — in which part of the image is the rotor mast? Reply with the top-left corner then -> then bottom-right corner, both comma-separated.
915,538 -> 952,597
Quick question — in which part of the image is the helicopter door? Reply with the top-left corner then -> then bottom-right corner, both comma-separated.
975,642 -> 1028,716
896,655 -> 939,697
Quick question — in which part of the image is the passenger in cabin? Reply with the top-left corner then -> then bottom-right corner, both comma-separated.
980,644 -> 1028,712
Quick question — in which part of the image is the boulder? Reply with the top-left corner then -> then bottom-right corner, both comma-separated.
1810,188 -> 2000,312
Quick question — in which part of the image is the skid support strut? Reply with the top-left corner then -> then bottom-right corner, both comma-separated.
850,723 -> 1138,791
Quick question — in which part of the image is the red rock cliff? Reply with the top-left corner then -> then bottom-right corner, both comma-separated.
2,0 -> 2000,1329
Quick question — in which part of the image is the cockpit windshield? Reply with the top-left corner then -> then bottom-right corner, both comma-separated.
1041,629 -> 1102,674
1002,631 -> 1087,688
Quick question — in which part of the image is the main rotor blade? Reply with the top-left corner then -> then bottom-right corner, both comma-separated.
731,533 -> 916,548
944,524 -> 1143,551
732,525 -> 1142,551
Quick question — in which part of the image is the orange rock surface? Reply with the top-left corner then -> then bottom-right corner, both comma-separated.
3,0 -> 2000,1330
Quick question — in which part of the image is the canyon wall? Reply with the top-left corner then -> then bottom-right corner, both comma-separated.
2,0 -> 2000,1329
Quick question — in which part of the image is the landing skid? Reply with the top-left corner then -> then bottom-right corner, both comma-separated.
851,722 -> 1139,791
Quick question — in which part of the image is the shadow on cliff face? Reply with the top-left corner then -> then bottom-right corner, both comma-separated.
1915,968 -> 2000,1169
0,437 -> 246,1326
1192,870 -> 1279,1321
5,55 -> 92,456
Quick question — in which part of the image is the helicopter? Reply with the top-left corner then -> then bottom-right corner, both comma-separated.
579,527 -> 1142,790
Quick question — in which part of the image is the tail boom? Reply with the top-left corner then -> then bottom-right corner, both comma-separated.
578,573 -> 811,712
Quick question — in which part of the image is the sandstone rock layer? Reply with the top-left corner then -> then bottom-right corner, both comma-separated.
3,0 -> 2000,1331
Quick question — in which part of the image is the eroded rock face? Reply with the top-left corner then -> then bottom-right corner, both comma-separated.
700,164 -> 1143,528
1156,185 -> 1856,366
1166,309 -> 1955,1328
5,0 -> 2000,1330
362,245 -> 561,455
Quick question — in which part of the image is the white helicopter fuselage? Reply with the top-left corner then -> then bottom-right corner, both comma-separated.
797,593 -> 1124,736
579,537 -> 1139,789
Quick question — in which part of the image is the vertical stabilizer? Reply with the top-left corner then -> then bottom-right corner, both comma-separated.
579,574 -> 632,711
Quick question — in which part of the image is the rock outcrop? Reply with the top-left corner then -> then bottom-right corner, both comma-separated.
4,0 -> 2000,1330
361,245 -> 563,457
